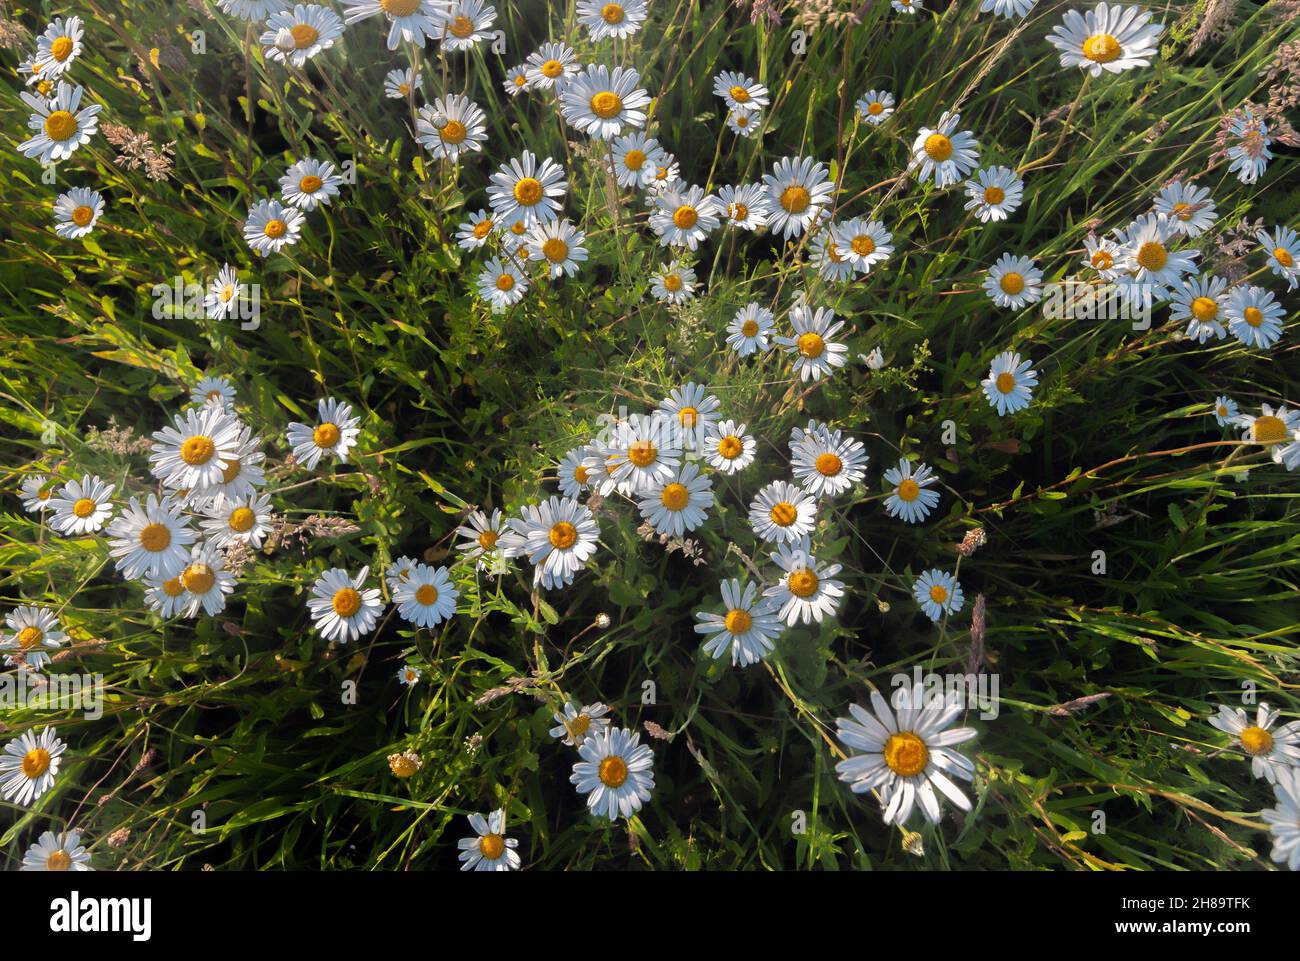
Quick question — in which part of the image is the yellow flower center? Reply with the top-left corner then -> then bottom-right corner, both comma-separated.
72,498 -> 96,518
573,465 -> 590,485
983,186 -> 1005,205
717,435 -> 743,459
1091,250 -> 1114,271
221,458 -> 242,483
660,482 -> 690,511
478,833 -> 505,858
897,478 -> 921,502
672,205 -> 698,230
1082,33 -> 1122,63
815,452 -> 843,476
264,219 -> 287,239
867,101 -> 884,115
495,272 -> 515,291
1189,296 -> 1218,322
1244,306 -> 1264,328
415,583 -> 440,606
663,273 -> 683,292
627,440 -> 657,467
598,755 -> 628,787
788,569 -> 819,598
923,133 -> 953,162
389,754 -> 418,778
741,319 -> 759,336
37,80 -> 52,96
472,219 -> 494,239
999,272 -> 1025,295
590,91 -> 623,119
1251,415 -> 1288,444
291,23 -> 319,47
510,222 -> 526,236
995,371 -> 1016,394
50,36 -> 75,61
1274,248 -> 1294,269
542,237 -> 569,262
440,120 -> 467,144
1240,726 -> 1274,756
221,283 -> 236,302
332,587 -> 362,617
183,564 -> 216,595
541,59 -> 564,78
851,235 -> 876,256
623,148 -> 646,170
601,3 -> 626,24
182,435 -> 216,465
139,522 -> 172,551
299,174 -> 323,194
162,577 -> 184,597
797,332 -> 825,358
478,530 -> 499,550
17,626 -> 43,650
780,185 -> 811,214
228,507 -> 255,533
70,205 -> 94,227
44,110 -> 77,142
381,0 -> 423,15
22,748 -> 50,779
883,731 -> 929,777
549,521 -> 577,550
513,177 -> 543,206
570,714 -> 591,737
730,85 -> 750,103
929,584 -> 949,603
730,202 -> 749,221
677,406 -> 698,428
314,422 -> 341,449
46,849 -> 72,871
448,14 -> 474,37
1136,241 -> 1167,272
722,608 -> 754,635
769,502 -> 798,527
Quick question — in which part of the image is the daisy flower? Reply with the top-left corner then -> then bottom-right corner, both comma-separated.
1212,396 -> 1239,427
557,448 -> 592,499
913,569 -> 964,621
149,406 -> 243,493
508,496 -> 600,590
477,257 -> 529,312
694,579 -> 783,667
982,350 -> 1038,416
856,89 -> 895,125
52,187 -> 103,239
244,198 -> 305,256
1048,2 -> 1163,76
980,0 -> 1036,17
1153,180 -> 1217,237
456,209 -> 497,250
1258,226 -> 1300,291
571,726 -> 655,821
18,81 -> 101,165
0,727 -> 65,806
791,428 -> 868,498
1226,110 -> 1273,185
1083,233 -> 1123,280
717,183 -> 771,232
261,5 -> 345,66
1169,275 -> 1228,343
832,218 -> 893,274
20,475 -> 54,514
455,509 -> 508,566
21,830 -> 91,872
205,264 -> 246,320
883,459 -> 941,524
386,556 -> 419,593
726,105 -> 762,138
577,0 -> 647,40
1208,703 -> 1300,783
1236,405 -> 1300,458
910,112 -> 979,188
33,17 -> 84,79
764,537 -> 845,626
280,158 -> 343,211
892,0 -> 924,13
1226,285 -> 1285,350
397,663 -> 422,686
963,166 -> 1024,223
106,494 -> 196,581
2,606 -> 66,671
218,0 -> 283,18
177,546 -> 236,617
607,414 -> 681,493
1263,769 -> 1300,871
648,154 -> 681,193
726,303 -> 775,356
286,397 -> 362,469
984,253 -> 1043,310
550,701 -> 611,746
525,42 -> 579,90
650,264 -> 698,305
486,151 -> 567,227
339,0 -> 448,50
864,347 -> 887,370
199,492 -> 273,549
393,563 -> 458,628
205,424 -> 266,500
703,420 -> 757,474
438,0 -> 496,50
457,809 -> 521,871
307,567 -> 384,642
763,156 -> 834,240
503,63 -> 530,96
834,683 -> 978,825
48,474 -> 114,536
143,573 -> 190,618
658,382 -> 721,448
1117,213 -> 1198,289
812,230 -> 857,283
383,67 -> 421,99
714,71 -> 770,110
416,94 -> 488,162
638,463 -> 713,537
610,133 -> 666,189
191,376 -> 237,412
527,219 -> 588,278
749,480 -> 817,544
559,64 -> 650,141
776,302 -> 850,382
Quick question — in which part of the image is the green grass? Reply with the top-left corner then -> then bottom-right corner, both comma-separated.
0,0 -> 1298,870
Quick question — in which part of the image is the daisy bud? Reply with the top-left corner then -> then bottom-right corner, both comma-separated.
595,612 -> 610,628
428,111 -> 448,130
388,750 -> 422,779
274,27 -> 296,53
